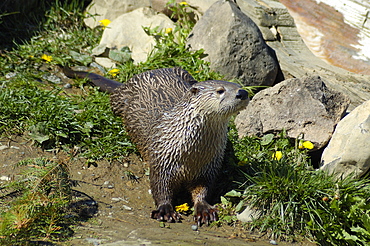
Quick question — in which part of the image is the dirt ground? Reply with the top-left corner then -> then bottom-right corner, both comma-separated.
0,136 -> 315,246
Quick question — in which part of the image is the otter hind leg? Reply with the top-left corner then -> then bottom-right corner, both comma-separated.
191,185 -> 218,226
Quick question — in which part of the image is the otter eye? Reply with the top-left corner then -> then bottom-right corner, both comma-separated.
216,88 -> 225,94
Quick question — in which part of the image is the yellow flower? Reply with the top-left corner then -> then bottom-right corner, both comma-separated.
165,28 -> 172,34
237,160 -> 247,166
175,203 -> 190,213
41,54 -> 52,62
299,140 -> 314,150
272,151 -> 283,161
99,19 -> 111,28
179,2 -> 188,5
108,68 -> 120,77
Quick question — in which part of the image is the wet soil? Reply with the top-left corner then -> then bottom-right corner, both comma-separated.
0,136 -> 315,246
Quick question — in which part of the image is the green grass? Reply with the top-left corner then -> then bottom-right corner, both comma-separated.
0,158 -> 74,245
219,128 -> 370,245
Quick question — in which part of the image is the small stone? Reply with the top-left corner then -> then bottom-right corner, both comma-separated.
5,72 -> 17,79
42,73 -> 62,84
191,224 -> 198,231
0,176 -> 11,181
94,57 -> 116,69
270,240 -> 278,245
0,145 -> 8,150
122,204 -> 133,211
102,181 -> 114,189
64,83 -> 72,89
85,237 -> 102,246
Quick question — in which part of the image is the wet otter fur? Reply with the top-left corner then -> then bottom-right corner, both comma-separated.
63,66 -> 249,225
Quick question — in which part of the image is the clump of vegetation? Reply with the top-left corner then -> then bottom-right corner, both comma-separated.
219,128 -> 370,245
0,158 -> 74,245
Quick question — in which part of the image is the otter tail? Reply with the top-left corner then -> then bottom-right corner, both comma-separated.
62,66 -> 122,93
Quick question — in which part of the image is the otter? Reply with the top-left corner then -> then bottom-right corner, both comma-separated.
62,66 -> 249,225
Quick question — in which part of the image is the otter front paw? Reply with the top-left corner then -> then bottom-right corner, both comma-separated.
194,202 -> 218,226
151,203 -> 181,222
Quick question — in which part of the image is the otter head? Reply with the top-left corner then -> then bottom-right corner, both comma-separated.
188,80 -> 249,118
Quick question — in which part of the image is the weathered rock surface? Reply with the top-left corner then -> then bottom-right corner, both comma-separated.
187,0 -> 279,86
235,76 -> 350,149
84,0 -> 151,28
279,0 -> 370,76
92,7 -> 174,64
236,0 -> 370,110
84,0 -> 218,28
320,100 -> 370,178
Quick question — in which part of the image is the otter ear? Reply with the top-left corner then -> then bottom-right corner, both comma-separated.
190,87 -> 199,95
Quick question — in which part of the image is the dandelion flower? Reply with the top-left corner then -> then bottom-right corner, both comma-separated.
179,2 -> 188,5
272,151 -> 283,161
165,28 -> 172,34
299,140 -> 314,150
237,161 -> 246,166
99,19 -> 111,28
175,203 -> 190,213
41,54 -> 52,62
108,68 -> 120,77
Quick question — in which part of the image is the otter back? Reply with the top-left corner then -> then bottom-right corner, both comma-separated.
110,67 -> 197,157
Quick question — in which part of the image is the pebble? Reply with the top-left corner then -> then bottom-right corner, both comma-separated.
122,205 -> 133,211
0,176 -> 11,181
64,83 -> 72,89
5,72 -> 17,79
102,181 -> 114,189
85,237 -> 102,246
42,73 -> 62,84
0,145 -> 8,150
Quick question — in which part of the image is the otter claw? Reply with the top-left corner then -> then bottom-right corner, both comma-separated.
194,206 -> 218,226
151,204 -> 181,222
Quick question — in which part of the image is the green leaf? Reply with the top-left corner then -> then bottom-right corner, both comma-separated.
225,190 -> 242,198
108,47 -> 132,63
69,50 -> 92,66
261,134 -> 274,146
28,132 -> 50,144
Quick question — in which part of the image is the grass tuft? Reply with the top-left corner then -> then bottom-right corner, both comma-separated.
0,158 -> 74,244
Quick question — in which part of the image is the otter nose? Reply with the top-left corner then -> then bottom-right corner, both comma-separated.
236,89 -> 248,100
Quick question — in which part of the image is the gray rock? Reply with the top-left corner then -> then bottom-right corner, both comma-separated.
5,72 -> 17,79
320,100 -> 370,178
84,0 -> 215,28
93,7 -> 174,64
187,0 -> 279,86
42,73 -> 62,84
102,181 -> 115,189
242,0 -> 370,110
84,0 -> 151,28
236,205 -> 261,222
63,83 -> 72,89
235,76 -> 350,149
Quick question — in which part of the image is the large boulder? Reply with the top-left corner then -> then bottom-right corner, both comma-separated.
235,76 -> 350,149
92,7 -> 174,64
186,0 -> 279,86
320,100 -> 370,178
235,0 -> 370,110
